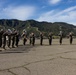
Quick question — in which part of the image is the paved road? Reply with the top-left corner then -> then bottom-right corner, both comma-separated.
0,39 -> 76,75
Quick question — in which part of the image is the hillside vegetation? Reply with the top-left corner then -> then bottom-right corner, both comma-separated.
0,19 -> 76,37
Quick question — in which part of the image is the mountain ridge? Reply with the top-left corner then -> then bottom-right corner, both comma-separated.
0,19 -> 76,36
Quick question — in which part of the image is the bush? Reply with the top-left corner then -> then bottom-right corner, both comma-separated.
53,36 -> 59,39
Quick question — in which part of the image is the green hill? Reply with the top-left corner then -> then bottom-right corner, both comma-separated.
0,19 -> 76,36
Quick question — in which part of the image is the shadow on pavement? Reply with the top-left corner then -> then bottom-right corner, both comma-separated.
0,45 -> 35,54
0,43 -> 75,54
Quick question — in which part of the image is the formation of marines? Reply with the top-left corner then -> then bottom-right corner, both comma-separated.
0,28 -> 20,49
0,28 -> 74,50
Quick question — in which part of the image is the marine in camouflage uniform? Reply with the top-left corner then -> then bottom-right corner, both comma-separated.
40,32 -> 43,45
0,29 -> 4,47
69,32 -> 73,44
22,30 -> 27,45
59,31 -> 63,45
3,30 -> 8,49
15,30 -> 20,47
11,29 -> 17,48
31,33 -> 35,46
7,29 -> 12,48
48,32 -> 53,45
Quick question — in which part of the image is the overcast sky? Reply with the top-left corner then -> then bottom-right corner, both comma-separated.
0,0 -> 76,25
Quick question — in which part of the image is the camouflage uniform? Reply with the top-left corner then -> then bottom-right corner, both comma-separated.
22,31 -> 27,45
40,33 -> 43,45
0,29 -> 4,47
3,30 -> 8,49
7,29 -> 12,48
31,33 -> 35,46
69,32 -> 73,44
59,31 -> 63,45
15,31 -> 20,47
48,32 -> 53,45
11,29 -> 17,48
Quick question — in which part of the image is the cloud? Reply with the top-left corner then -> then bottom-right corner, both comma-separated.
49,0 -> 61,4
37,6 -> 76,25
0,5 -> 36,20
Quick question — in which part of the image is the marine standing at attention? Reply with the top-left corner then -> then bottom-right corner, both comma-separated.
69,32 -> 73,44
22,30 -> 27,45
48,32 -> 53,45
31,33 -> 35,46
59,31 -> 63,45
40,32 -> 43,45
0,29 -> 4,47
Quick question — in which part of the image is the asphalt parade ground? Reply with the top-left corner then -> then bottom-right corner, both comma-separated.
0,39 -> 76,75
